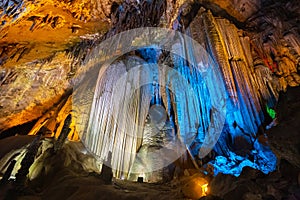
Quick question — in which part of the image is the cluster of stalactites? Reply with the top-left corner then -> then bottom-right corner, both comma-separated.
187,10 -> 264,137
247,0 -> 300,95
77,8 -> 282,179
184,10 -> 277,175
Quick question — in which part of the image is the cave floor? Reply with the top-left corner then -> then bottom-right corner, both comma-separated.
1,173 -> 185,200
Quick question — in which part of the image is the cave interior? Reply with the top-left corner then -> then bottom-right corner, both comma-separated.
0,0 -> 300,199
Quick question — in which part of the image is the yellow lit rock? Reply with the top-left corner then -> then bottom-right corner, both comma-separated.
182,173 -> 209,199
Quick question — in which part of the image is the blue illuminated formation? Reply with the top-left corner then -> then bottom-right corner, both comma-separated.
137,47 -> 159,64
137,47 -> 162,105
137,44 -> 277,177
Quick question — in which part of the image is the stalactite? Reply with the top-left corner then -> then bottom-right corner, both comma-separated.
201,11 -> 239,109
284,33 -> 300,57
104,0 -> 167,40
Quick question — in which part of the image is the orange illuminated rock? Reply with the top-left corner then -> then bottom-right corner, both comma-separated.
182,173 -> 209,199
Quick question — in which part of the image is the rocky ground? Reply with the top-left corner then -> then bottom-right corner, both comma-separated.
0,139 -> 186,200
